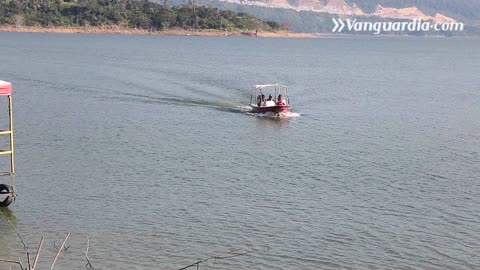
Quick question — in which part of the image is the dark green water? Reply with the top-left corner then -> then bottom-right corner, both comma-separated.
0,33 -> 479,270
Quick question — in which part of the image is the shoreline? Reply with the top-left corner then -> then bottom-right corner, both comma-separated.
0,25 -> 320,38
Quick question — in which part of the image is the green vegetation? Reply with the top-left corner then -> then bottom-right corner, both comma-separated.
0,0 -> 282,31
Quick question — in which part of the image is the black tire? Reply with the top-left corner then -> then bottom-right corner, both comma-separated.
0,184 -> 13,207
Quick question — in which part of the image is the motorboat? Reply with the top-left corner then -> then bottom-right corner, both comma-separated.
249,84 -> 290,114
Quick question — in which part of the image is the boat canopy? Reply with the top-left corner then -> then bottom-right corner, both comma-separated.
0,81 -> 12,96
254,84 -> 288,89
250,83 -> 290,106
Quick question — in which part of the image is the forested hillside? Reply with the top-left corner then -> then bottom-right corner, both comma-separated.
0,0 -> 281,31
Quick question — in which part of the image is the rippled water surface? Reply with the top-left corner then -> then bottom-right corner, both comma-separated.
0,33 -> 479,270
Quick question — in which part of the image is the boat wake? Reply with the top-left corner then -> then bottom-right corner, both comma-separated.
118,93 -> 300,118
247,111 -> 301,119
119,92 -> 249,114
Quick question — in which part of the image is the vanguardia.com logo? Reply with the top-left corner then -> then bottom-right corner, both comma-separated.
332,18 -> 464,34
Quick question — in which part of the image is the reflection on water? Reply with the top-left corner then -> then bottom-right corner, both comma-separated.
0,208 -> 19,260
0,207 -> 16,223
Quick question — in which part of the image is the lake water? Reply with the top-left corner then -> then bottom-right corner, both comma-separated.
0,33 -> 479,270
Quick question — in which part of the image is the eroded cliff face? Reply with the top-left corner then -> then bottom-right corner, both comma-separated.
223,0 -> 456,22
373,5 -> 456,23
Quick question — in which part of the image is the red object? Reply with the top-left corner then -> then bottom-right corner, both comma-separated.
0,81 -> 12,96
251,105 -> 290,114
250,84 -> 291,114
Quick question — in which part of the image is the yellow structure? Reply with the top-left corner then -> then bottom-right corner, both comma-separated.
0,80 -> 15,207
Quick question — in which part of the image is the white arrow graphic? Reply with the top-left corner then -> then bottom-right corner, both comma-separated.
332,18 -> 339,32
332,18 -> 345,33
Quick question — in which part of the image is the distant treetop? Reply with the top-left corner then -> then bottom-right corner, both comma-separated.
0,0 -> 283,31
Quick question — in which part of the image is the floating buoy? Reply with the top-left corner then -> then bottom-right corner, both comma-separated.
0,183 -> 14,207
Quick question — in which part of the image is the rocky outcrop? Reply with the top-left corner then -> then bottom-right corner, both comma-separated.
322,0 -> 364,15
433,13 -> 457,23
223,0 -> 457,23
373,5 -> 456,22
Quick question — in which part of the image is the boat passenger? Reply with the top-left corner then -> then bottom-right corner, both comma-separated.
265,95 -> 276,107
257,94 -> 266,106
277,94 -> 286,105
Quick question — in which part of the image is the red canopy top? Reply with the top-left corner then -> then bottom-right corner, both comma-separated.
0,80 -> 12,96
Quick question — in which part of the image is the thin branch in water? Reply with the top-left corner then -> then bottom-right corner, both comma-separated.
0,259 -> 22,265
208,248 -> 252,262
18,258 -> 24,270
31,236 -> 44,270
178,248 -> 253,270
6,218 -> 28,250
178,258 -> 208,270
85,238 -> 93,268
54,241 -> 70,252
49,232 -> 70,270
27,252 -> 31,270
214,250 -> 253,260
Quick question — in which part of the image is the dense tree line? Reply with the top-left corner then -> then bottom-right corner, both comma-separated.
0,0 -> 282,31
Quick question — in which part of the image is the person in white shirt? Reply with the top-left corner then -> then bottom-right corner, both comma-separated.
265,95 -> 276,106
